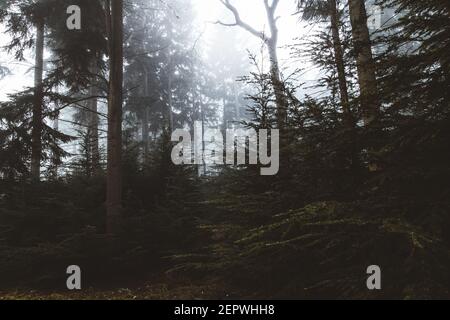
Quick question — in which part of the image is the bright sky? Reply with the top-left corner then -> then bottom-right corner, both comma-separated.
0,31 -> 33,100
0,0 -> 318,101
195,0 -> 314,75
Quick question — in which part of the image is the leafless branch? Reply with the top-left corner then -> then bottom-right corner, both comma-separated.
217,0 -> 267,41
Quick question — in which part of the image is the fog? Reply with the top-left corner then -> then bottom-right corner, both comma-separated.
1,0 -> 318,101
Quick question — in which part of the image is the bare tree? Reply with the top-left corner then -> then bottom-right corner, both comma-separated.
216,0 -> 287,129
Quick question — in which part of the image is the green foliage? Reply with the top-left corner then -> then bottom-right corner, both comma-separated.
0,159 -> 203,289
167,0 -> 450,299
0,0 -> 449,299
0,90 -> 74,179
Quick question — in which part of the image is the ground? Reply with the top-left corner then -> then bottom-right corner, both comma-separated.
0,279 -> 227,300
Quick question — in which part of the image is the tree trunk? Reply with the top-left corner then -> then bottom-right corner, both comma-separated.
268,41 -> 287,129
201,101 -> 206,176
167,53 -> 174,132
106,0 -> 123,234
267,29 -> 289,174
89,84 -> 100,173
31,19 -> 44,182
142,68 -> 150,161
50,86 -> 60,179
328,0 -> 352,125
232,82 -> 241,121
348,0 -> 379,125
265,2 -> 287,130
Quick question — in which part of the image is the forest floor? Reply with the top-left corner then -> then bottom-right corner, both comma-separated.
0,277 -> 229,300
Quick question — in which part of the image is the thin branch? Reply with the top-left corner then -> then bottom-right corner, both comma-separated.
217,0 -> 268,41
212,20 -> 237,27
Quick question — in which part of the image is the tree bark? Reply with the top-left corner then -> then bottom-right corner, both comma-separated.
267,38 -> 287,129
264,0 -> 287,130
167,49 -> 174,132
142,68 -> 150,161
265,0 -> 286,129
89,84 -> 100,173
328,0 -> 352,125
348,0 -> 379,125
106,0 -> 123,234
50,86 -> 60,179
31,19 -> 44,182
201,100 -> 206,176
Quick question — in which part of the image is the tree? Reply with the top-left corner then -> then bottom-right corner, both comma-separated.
30,12 -> 45,181
88,81 -> 101,173
216,0 -> 287,129
298,0 -> 353,126
45,0 -> 107,176
106,0 -> 124,234
0,0 -> 48,181
348,0 -> 379,125
0,0 -> 54,181
123,0 -> 217,170
376,0 -> 450,115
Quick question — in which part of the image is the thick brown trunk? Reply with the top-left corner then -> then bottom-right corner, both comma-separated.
106,0 -> 123,234
328,0 -> 352,125
348,0 -> 379,125
31,19 -> 44,182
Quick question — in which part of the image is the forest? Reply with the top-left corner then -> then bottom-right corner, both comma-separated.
0,0 -> 449,300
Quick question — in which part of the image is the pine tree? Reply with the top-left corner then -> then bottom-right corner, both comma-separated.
31,9 -> 45,181
298,0 -> 353,125
106,0 -> 124,234
348,0 -> 380,125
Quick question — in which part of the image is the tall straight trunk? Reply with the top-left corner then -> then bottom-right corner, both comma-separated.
266,28 -> 288,174
52,115 -> 59,177
142,68 -> 150,161
166,20 -> 175,133
266,14 -> 287,130
140,17 -> 150,161
201,101 -> 206,176
50,86 -> 60,179
106,0 -> 123,234
222,97 -> 227,133
89,85 -> 100,173
348,0 -> 379,125
232,83 -> 240,120
31,19 -> 44,181
328,0 -> 352,125
167,53 -> 174,132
